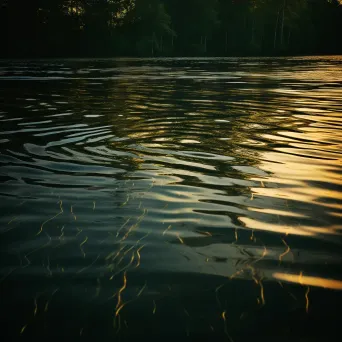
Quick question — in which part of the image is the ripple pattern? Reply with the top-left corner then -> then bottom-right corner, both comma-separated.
0,57 -> 342,340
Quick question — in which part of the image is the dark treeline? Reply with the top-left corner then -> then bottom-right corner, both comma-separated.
1,0 -> 342,57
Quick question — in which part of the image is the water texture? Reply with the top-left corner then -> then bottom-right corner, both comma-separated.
0,57 -> 342,341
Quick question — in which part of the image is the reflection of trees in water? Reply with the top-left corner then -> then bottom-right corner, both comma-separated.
1,59 -> 342,341
3,58 -> 338,251
87,61 -> 342,289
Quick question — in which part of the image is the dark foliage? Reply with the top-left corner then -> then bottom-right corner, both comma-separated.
1,0 -> 341,57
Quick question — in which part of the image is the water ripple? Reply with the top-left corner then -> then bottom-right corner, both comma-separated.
0,56 -> 341,339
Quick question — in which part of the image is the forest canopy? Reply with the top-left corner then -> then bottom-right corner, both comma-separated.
1,0 -> 342,57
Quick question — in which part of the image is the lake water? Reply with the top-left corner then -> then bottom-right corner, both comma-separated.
1,57 -> 342,341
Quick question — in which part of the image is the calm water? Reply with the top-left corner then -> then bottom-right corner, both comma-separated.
1,57 -> 342,341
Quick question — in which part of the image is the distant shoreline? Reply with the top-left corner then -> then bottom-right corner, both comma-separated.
1,54 -> 342,61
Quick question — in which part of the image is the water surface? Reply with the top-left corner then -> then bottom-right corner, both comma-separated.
1,57 -> 342,341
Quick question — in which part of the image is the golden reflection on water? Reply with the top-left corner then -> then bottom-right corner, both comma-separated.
239,217 -> 341,237
239,101 -> 342,237
1,57 -> 342,339
273,273 -> 342,290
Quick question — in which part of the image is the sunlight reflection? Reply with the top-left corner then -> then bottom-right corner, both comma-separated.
239,216 -> 341,237
273,273 -> 342,290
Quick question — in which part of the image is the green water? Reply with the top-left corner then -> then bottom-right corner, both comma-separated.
0,57 -> 342,341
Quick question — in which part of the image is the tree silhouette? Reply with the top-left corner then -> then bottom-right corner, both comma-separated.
1,0 -> 341,57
